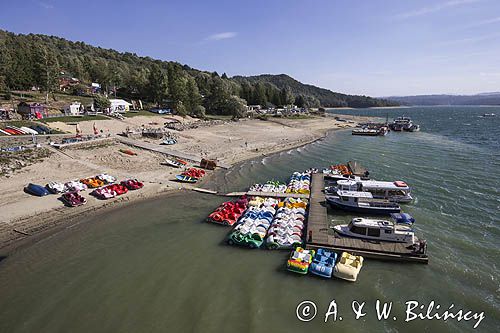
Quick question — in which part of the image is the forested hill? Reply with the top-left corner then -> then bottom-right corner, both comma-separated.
233,74 -> 398,108
0,29 -> 395,114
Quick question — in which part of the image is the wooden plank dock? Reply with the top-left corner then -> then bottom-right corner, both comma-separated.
306,173 -> 330,245
305,173 -> 429,264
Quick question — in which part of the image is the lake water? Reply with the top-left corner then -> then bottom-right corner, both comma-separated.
0,106 -> 499,332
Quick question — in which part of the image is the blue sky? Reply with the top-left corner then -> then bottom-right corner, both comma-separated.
1,0 -> 500,96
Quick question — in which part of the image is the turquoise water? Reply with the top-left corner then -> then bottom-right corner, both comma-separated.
0,107 -> 499,332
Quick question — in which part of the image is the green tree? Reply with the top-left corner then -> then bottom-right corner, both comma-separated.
93,95 -> 111,111
33,46 -> 59,103
167,62 -> 187,104
174,100 -> 187,117
280,87 -> 294,106
191,105 -> 206,118
225,95 -> 247,119
147,64 -> 168,106
184,76 -> 202,113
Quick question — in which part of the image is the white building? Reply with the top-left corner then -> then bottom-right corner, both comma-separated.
109,99 -> 132,113
64,102 -> 84,116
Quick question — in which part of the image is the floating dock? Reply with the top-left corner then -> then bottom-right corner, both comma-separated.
225,191 -> 309,199
305,173 -> 429,264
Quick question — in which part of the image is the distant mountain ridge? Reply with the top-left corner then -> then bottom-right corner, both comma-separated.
385,93 -> 500,106
233,74 -> 398,108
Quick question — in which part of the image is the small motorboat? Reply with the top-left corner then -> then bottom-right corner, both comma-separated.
61,191 -> 87,207
326,190 -> 401,215
328,179 -> 413,203
286,247 -> 315,274
46,182 -> 65,194
333,214 -> 419,243
121,179 -> 144,190
175,174 -> 197,183
309,248 -> 337,278
333,252 -> 363,282
91,187 -> 117,200
352,128 -> 379,136
481,113 -> 496,117
161,138 -> 177,145
25,183 -> 50,196
163,159 -> 184,168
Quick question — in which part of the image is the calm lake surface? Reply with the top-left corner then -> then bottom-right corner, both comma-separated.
0,106 -> 499,332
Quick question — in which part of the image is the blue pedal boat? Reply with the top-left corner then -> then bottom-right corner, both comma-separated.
309,248 -> 337,278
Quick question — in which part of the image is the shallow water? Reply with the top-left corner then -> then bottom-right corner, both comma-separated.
0,106 -> 499,332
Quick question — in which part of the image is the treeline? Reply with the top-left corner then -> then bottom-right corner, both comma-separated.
234,74 -> 399,108
0,29 -> 396,116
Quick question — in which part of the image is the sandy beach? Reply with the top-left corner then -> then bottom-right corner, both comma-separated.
0,114 -> 367,253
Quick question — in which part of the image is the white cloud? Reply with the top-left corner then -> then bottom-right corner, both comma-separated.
205,32 -> 237,41
396,0 -> 479,19
464,16 -> 500,28
438,32 -> 500,45
37,1 -> 54,9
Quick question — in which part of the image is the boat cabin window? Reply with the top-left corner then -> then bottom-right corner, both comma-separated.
342,196 -> 349,202
367,228 -> 381,237
350,226 -> 367,235
384,230 -> 392,234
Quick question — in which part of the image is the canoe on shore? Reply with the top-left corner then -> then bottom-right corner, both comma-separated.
175,175 -> 197,183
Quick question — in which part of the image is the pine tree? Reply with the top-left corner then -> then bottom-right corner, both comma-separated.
33,46 -> 59,103
185,76 -> 202,113
147,64 -> 168,106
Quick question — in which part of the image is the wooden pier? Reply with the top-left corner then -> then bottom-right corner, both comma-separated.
305,173 -> 429,264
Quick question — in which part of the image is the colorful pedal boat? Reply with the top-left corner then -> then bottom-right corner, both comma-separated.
80,177 -> 105,188
121,179 -> 144,190
333,252 -> 364,282
61,191 -> 87,207
227,230 -> 264,249
309,248 -> 337,278
286,247 -> 315,274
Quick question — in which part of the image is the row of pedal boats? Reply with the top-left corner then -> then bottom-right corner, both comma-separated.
0,124 -> 52,136
24,174 -> 144,207
207,195 -> 309,250
206,196 -> 365,281
249,172 -> 311,194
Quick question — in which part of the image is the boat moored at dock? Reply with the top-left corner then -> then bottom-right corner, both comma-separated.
327,179 -> 413,203
326,190 -> 401,215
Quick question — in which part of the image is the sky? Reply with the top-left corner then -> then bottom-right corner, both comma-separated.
1,0 -> 500,96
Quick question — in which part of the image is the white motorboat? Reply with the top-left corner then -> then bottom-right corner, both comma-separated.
326,190 -> 401,215
327,179 -> 413,203
333,213 -> 425,247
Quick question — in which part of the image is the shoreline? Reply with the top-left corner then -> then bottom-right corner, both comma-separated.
0,115 -> 364,256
